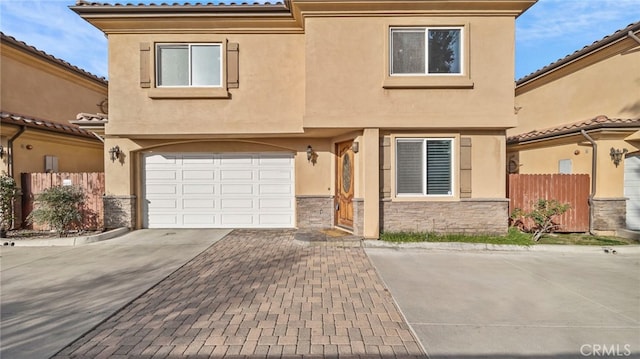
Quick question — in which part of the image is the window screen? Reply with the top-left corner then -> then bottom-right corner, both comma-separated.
157,44 -> 221,87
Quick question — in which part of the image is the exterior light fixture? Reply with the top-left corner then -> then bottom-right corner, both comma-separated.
0,144 -> 4,159
610,147 -> 627,167
306,145 -> 318,165
351,141 -> 359,153
108,145 -> 122,162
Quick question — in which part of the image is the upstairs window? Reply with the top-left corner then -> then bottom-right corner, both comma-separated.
396,138 -> 453,196
390,27 -> 462,75
156,44 -> 222,87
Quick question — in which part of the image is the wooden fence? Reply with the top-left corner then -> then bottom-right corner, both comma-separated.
508,174 -> 590,232
21,172 -> 105,230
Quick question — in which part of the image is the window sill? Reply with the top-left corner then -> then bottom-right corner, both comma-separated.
383,76 -> 474,89
148,87 -> 230,99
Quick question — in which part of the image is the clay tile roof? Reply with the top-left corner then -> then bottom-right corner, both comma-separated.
0,112 -> 98,139
74,112 -> 109,124
516,21 -> 640,86
507,116 -> 640,144
73,0 -> 286,9
0,32 -> 108,86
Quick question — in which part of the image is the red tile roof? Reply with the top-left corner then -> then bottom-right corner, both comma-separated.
516,21 -> 640,86
507,116 -> 640,144
1,32 -> 108,86
0,112 -> 99,140
72,0 -> 288,11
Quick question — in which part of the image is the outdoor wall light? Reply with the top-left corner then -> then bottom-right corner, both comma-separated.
306,145 -> 318,165
108,145 -> 122,162
610,147 -> 627,167
351,141 -> 359,153
0,144 -> 4,159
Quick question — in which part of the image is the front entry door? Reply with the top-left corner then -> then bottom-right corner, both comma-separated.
335,141 -> 354,229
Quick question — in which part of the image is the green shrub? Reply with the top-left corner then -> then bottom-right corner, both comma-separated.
511,199 -> 570,242
0,174 -> 18,232
28,185 -> 86,237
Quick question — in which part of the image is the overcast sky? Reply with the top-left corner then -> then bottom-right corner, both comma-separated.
0,0 -> 639,80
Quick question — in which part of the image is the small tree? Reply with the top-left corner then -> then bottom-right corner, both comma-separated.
0,174 -> 18,236
28,185 -> 85,237
511,199 -> 570,242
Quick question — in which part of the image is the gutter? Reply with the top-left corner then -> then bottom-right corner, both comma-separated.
7,125 -> 26,178
581,130 -> 597,235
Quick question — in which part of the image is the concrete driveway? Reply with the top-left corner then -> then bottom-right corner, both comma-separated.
366,248 -> 640,358
0,229 -> 230,359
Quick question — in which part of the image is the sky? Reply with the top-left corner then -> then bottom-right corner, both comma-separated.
0,0 -> 639,81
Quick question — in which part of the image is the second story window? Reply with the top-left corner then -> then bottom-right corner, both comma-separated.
390,27 -> 462,76
156,44 -> 222,87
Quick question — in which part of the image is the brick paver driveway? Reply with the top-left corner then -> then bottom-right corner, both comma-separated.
53,230 -> 425,358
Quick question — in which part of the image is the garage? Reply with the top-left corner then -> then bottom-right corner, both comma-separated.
624,154 -> 640,230
143,153 -> 295,228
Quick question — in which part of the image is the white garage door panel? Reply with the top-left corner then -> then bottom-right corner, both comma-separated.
625,156 -> 640,230
144,153 -> 294,228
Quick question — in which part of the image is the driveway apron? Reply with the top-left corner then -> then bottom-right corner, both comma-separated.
52,230 -> 426,358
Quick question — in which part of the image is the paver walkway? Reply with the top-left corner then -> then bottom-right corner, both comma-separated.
52,230 -> 425,358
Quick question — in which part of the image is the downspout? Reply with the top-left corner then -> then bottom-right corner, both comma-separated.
581,130 -> 597,235
7,125 -> 26,178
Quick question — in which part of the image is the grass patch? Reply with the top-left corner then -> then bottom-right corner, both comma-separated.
379,228 -> 635,246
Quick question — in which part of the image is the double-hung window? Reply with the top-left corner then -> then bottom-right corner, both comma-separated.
390,27 -> 462,75
156,44 -> 222,87
396,138 -> 453,196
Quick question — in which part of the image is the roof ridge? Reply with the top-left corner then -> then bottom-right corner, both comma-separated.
516,21 -> 640,85
0,32 -> 108,85
73,0 -> 285,7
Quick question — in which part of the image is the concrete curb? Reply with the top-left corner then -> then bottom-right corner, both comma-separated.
363,239 -> 640,254
3,227 -> 130,247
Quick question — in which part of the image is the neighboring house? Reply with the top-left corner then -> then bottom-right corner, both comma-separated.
508,22 -> 640,233
0,32 -> 108,226
72,0 -> 535,237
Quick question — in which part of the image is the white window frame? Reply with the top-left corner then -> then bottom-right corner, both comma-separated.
395,138 -> 455,197
389,27 -> 464,76
155,43 -> 223,88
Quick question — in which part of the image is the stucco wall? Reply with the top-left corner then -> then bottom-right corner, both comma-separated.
303,16 -> 517,128
512,47 -> 640,136
106,34 -> 305,136
0,50 -> 107,123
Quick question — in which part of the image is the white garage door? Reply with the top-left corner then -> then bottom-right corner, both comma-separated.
624,155 -> 640,230
143,153 -> 295,228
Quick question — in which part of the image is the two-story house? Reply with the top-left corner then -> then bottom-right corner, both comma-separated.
508,22 -> 640,234
0,32 -> 108,227
72,0 -> 535,238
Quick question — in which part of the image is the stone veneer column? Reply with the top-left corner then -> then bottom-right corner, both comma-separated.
352,198 -> 364,236
296,195 -> 334,229
103,195 -> 136,229
592,198 -> 625,231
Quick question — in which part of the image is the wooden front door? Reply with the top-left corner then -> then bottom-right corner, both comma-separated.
335,141 -> 354,228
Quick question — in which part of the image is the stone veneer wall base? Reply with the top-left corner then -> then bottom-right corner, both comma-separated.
592,198 -> 625,231
104,195 -> 136,229
381,198 -> 509,235
296,196 -> 334,229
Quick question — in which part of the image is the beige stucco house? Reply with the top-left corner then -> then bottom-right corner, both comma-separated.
0,33 -> 108,178
0,32 -> 108,226
508,21 -> 640,233
72,0 -> 536,237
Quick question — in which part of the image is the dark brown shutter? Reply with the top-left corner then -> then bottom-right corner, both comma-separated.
227,42 -> 239,89
140,43 -> 151,88
460,137 -> 472,198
